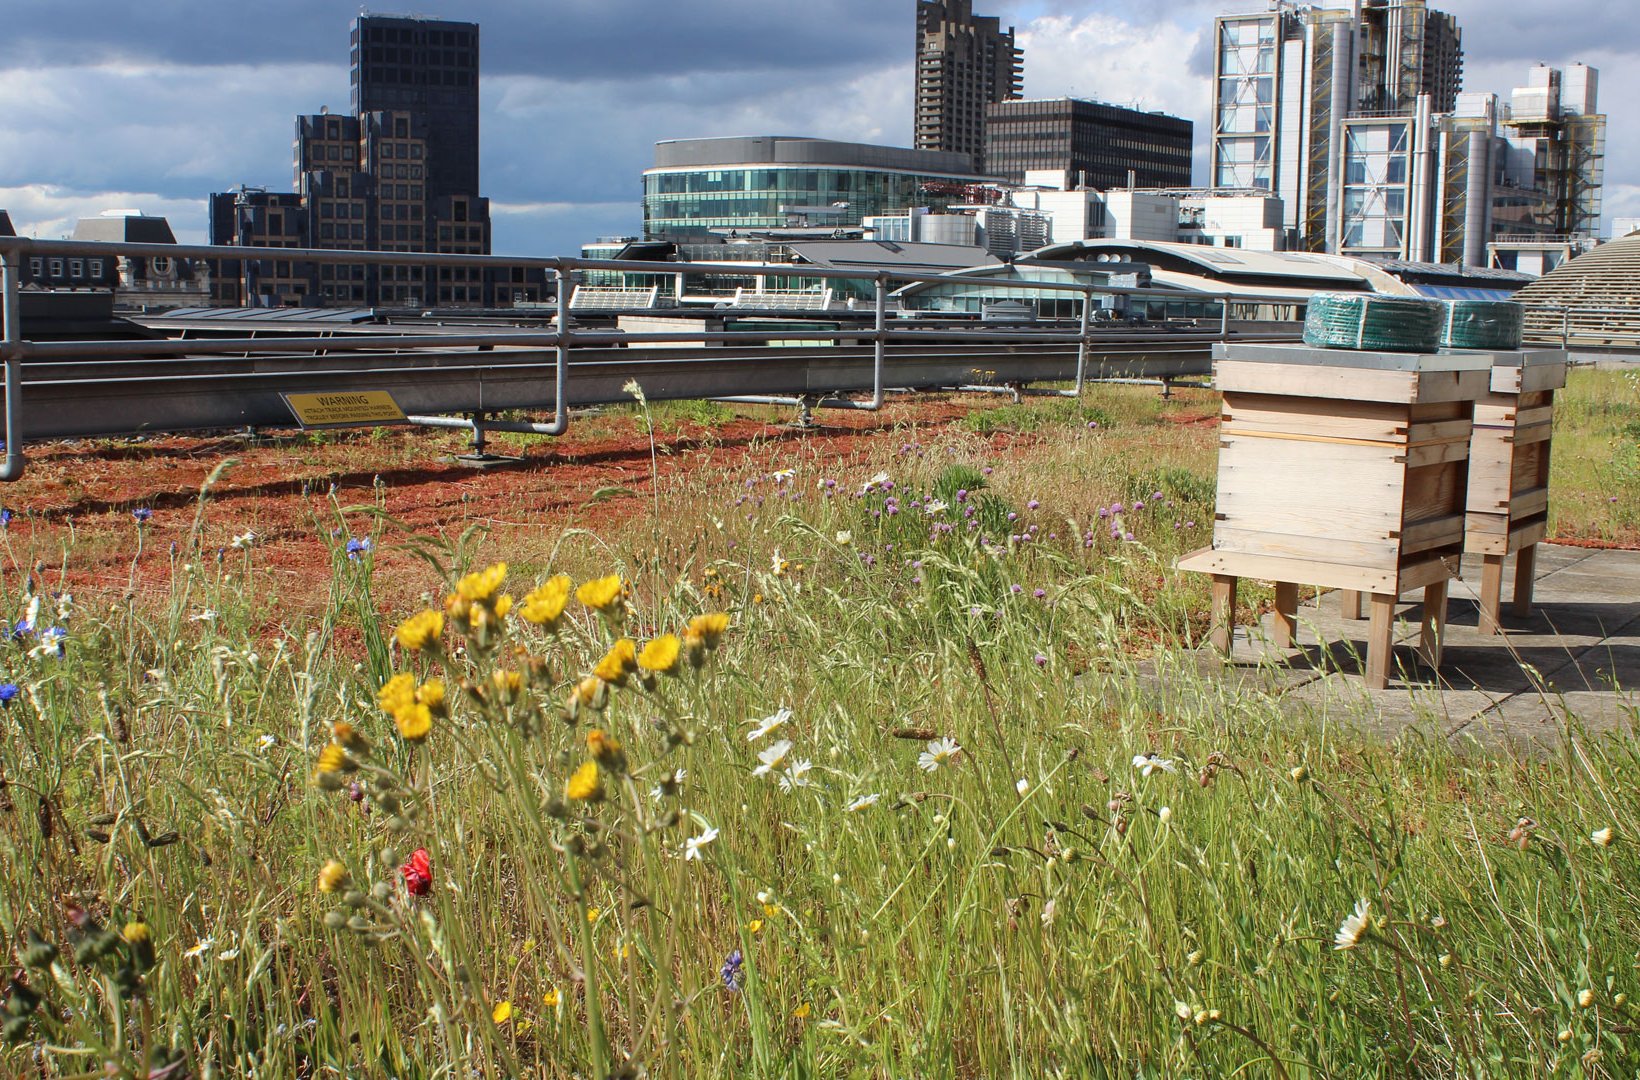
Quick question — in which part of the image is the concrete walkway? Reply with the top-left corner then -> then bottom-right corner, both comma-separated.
1211,543 -> 1640,748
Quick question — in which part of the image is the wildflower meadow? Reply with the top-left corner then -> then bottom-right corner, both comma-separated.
0,374 -> 1637,1078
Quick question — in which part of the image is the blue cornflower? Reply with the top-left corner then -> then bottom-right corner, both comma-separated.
720,948 -> 744,992
0,683 -> 19,704
346,537 -> 372,559
0,508 -> 11,529
132,508 -> 153,524
9,620 -> 33,640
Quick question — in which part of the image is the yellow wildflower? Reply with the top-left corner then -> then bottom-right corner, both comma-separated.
586,907 -> 600,925
566,760 -> 603,802
494,594 -> 513,619
793,1002 -> 811,1019
456,562 -> 508,603
763,903 -> 779,918
544,987 -> 561,1008
747,919 -> 764,934
613,942 -> 631,960
122,922 -> 151,945
638,634 -> 682,675
577,574 -> 625,613
490,668 -> 523,703
492,1000 -> 513,1025
315,744 -> 352,775
587,729 -> 624,768
332,720 -> 369,753
395,609 -> 444,653
318,860 -> 350,893
569,675 -> 607,715
417,678 -> 447,716
685,612 -> 730,649
394,702 -> 433,743
521,575 -> 573,628
377,672 -> 416,714
593,638 -> 639,686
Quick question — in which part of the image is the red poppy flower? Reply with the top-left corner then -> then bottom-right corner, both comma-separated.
400,848 -> 432,897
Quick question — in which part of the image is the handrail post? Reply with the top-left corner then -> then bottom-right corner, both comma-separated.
1074,286 -> 1092,397
870,273 -> 886,409
0,250 -> 24,481
546,263 -> 572,434
1219,296 -> 1231,340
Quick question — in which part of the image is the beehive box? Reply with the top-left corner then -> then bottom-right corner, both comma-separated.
1183,343 -> 1492,593
1178,342 -> 1493,688
1464,350 -> 1568,631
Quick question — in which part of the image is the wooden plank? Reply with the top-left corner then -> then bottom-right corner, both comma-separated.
1410,401 -> 1470,422
1340,589 -> 1364,620
1507,518 -> 1549,551
1512,544 -> 1539,618
1398,551 -> 1463,592
1221,427 -> 1408,450
1509,423 -> 1552,448
1222,393 -> 1411,442
1406,419 -> 1475,445
1400,513 -> 1466,555
1513,405 -> 1554,428
1510,487 -> 1549,518
1404,439 -> 1471,468
1478,553 -> 1504,634
1418,579 -> 1448,672
1410,368 -> 1490,404
1212,525 -> 1400,570
1511,442 -> 1547,490
1516,364 -> 1568,394
1403,461 -> 1467,524
1210,575 -> 1237,656
1215,360 -> 1420,404
1177,546 -> 1399,594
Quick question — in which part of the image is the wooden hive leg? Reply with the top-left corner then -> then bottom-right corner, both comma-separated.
1273,581 -> 1299,649
1340,590 -> 1364,620
1418,579 -> 1449,674
1209,574 -> 1238,658
1478,554 -> 1504,635
1511,544 -> 1538,619
1365,593 -> 1397,691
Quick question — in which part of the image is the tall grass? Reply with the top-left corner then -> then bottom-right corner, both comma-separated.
0,380 -> 1635,1078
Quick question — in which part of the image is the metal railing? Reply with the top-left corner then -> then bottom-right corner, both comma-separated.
1521,305 -> 1640,350
0,236 -> 1313,480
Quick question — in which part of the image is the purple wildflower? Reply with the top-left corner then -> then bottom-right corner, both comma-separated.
1010,584 -> 1023,595
1027,500 -> 1040,510
346,537 -> 372,559
1033,653 -> 1048,668
721,949 -> 744,991
131,508 -> 153,524
0,683 -> 18,704
1033,589 -> 1046,599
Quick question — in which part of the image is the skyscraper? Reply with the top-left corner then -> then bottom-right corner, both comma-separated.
915,0 -> 1023,175
1211,0 -> 1462,253
209,15 -> 531,309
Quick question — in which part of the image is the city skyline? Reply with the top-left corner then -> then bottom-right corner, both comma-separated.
1,0 -> 1633,256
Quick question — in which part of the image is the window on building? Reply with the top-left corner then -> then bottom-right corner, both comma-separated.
28,258 -> 43,277
89,259 -> 104,277
69,259 -> 84,278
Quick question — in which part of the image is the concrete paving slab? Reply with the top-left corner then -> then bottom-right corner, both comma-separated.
1167,543 -> 1640,748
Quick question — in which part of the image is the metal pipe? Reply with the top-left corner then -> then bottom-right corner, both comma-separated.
711,395 -> 887,411
543,268 -> 573,436
0,252 -> 23,481
406,414 -> 572,435
866,274 -> 887,410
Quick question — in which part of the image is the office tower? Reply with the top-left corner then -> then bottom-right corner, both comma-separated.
984,98 -> 1193,189
1211,0 -> 1463,254
915,0 -> 1023,174
209,15 -> 522,308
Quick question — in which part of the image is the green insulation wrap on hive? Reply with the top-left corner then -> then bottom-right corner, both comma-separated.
1439,300 -> 1524,350
1301,293 -> 1444,353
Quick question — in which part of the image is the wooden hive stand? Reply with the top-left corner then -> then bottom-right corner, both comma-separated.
1464,351 -> 1568,633
1177,343 -> 1492,690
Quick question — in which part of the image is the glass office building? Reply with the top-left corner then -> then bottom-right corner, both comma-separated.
643,137 -> 989,240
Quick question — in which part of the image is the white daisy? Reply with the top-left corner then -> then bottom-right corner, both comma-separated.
189,610 -> 218,622
747,708 -> 792,742
683,825 -> 719,861
183,938 -> 214,960
217,947 -> 242,961
778,759 -> 814,793
846,793 -> 881,813
1592,827 -> 1614,847
835,530 -> 852,546
918,737 -> 962,773
231,531 -> 257,549
923,499 -> 948,515
752,739 -> 794,778
860,471 -> 889,493
1132,753 -> 1177,778
770,468 -> 796,484
257,734 -> 277,750
1333,899 -> 1372,951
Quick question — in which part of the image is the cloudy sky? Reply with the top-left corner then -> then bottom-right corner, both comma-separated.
1,0 -> 1632,255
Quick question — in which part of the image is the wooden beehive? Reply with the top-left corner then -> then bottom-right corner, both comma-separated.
1464,350 -> 1568,631
1178,343 -> 1493,688
1181,343 -> 1493,595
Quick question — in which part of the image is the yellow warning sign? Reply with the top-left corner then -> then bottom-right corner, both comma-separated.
283,390 -> 407,428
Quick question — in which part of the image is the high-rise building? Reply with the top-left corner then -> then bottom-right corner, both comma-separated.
1211,0 -> 1463,253
984,98 -> 1193,189
209,15 -> 534,309
915,0 -> 1023,175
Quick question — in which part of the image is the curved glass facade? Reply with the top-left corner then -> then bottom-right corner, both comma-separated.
643,166 -> 982,239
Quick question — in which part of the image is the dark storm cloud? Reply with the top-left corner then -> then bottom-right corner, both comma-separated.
0,0 -> 907,79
